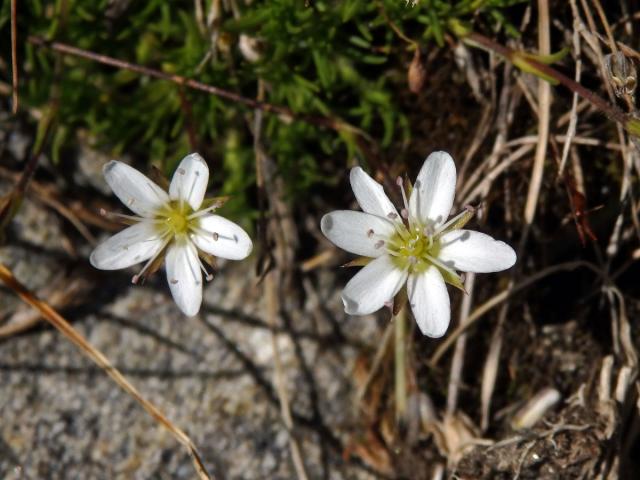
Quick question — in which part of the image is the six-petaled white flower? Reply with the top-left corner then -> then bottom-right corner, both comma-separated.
320,151 -> 516,337
90,153 -> 252,317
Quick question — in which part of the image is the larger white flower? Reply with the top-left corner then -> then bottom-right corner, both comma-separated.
320,151 -> 516,338
90,153 -> 252,317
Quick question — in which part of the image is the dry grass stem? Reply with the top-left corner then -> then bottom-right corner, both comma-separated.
559,0 -> 583,175
523,0 -> 551,228
446,273 -> 476,415
480,285 -> 512,432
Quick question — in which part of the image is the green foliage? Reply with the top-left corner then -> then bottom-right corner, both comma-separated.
0,0 -> 523,219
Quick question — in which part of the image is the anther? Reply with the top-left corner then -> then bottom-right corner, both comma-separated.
387,212 -> 398,220
212,232 -> 219,241
374,240 -> 385,249
178,168 -> 186,175
396,176 -> 410,218
170,278 -> 178,284
132,275 -> 140,284
99,208 -> 107,217
367,229 -> 375,238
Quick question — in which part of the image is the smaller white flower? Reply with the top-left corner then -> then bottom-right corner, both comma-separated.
90,153 -> 252,317
320,151 -> 516,338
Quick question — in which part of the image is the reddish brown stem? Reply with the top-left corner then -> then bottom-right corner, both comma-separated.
467,31 -> 632,130
27,35 -> 346,134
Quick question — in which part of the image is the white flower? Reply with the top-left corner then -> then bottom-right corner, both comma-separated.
90,153 -> 252,317
320,151 -> 516,338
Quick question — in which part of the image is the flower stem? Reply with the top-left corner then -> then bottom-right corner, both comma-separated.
394,305 -> 408,428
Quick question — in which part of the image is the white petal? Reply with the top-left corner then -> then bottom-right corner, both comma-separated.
165,241 -> 202,317
321,210 -> 396,258
350,167 -> 401,221
341,255 -> 407,315
169,153 -> 209,210
408,268 -> 450,338
103,161 -> 169,217
438,230 -> 516,273
90,222 -> 164,270
192,215 -> 252,260
408,151 -> 457,228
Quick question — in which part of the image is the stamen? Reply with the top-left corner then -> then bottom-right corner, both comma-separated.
374,240 -> 385,249
424,253 -> 457,277
212,232 -> 219,241
185,245 -> 202,286
194,252 -> 214,282
387,212 -> 398,220
396,176 -> 410,218
433,205 -> 475,237
186,204 -> 219,220
367,229 -> 375,238
100,209 -> 148,224
132,236 -> 172,284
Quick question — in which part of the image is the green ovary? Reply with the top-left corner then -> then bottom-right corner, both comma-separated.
157,201 -> 195,237
388,225 -> 440,274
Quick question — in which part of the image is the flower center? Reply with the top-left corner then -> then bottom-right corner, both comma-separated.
157,201 -> 195,237
387,223 -> 440,274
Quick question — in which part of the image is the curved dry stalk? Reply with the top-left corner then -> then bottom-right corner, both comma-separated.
429,261 -> 603,367
0,263 -> 213,480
